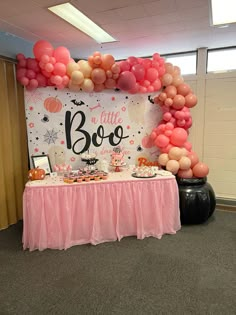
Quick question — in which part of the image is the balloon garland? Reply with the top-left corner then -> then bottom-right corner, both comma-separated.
16,40 -> 209,178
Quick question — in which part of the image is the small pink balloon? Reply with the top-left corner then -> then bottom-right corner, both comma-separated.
165,85 -> 177,98
53,62 -> 66,76
161,144 -> 173,154
164,98 -> 173,107
163,112 -> 172,122
16,53 -> 25,61
26,69 -> 36,79
183,141 -> 192,151
45,63 -> 54,73
172,94 -> 186,110
119,61 -> 130,72
187,151 -> 199,168
94,83 -> 105,92
152,79 -> 162,91
20,76 -> 29,86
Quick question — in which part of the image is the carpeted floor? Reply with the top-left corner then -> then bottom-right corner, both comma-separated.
0,209 -> 235,315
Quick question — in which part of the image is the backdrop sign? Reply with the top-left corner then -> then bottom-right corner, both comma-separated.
25,87 -> 161,169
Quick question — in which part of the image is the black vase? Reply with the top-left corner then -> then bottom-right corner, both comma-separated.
176,176 -> 216,224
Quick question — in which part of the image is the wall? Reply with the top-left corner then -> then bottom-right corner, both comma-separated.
185,49 -> 236,200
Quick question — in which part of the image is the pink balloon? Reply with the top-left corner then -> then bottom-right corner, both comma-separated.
94,83 -> 105,92
170,127 -> 188,146
183,141 -> 192,151
28,79 -> 38,89
127,56 -> 139,66
119,61 -> 130,72
16,68 -> 27,80
131,64 -> 145,81
36,73 -> 47,87
164,98 -> 173,107
163,112 -> 172,121
26,69 -> 36,79
45,63 -> 54,73
155,134 -> 170,148
161,73 -> 173,86
53,62 -> 66,76
53,46 -> 70,64
20,76 -> 29,86
165,85 -> 177,98
27,58 -> 39,72
178,168 -> 193,178
129,83 -> 140,94
174,111 -> 185,120
117,71 -> 136,91
41,54 -> 50,63
19,59 -> 27,68
146,67 -> 158,82
165,122 -> 174,130
161,144 -> 174,154
187,151 -> 199,168
16,53 -> 25,61
192,162 -> 209,178
105,78 -> 116,89
33,40 -> 54,61
152,79 -> 162,91
147,85 -> 154,92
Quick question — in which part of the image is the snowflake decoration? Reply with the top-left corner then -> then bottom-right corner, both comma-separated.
44,129 -> 58,145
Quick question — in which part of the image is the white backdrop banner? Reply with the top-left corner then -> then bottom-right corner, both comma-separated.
24,87 -> 162,170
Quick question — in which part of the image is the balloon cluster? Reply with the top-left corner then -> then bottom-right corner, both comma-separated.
158,147 -> 209,178
149,62 -> 209,179
117,53 -> 165,93
16,40 -> 71,90
16,40 -> 166,93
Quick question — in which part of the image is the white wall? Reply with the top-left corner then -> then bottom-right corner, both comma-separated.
185,48 -> 236,200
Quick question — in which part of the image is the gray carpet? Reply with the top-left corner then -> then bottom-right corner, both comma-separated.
0,210 -> 235,315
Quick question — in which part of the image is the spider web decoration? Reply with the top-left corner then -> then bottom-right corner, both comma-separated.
25,89 -> 44,104
43,129 -> 58,144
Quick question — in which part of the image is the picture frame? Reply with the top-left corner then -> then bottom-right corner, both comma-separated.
31,155 -> 52,175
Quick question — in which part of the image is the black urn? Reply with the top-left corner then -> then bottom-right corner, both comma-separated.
176,176 -> 216,225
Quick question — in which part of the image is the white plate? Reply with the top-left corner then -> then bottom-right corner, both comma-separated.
156,170 -> 172,176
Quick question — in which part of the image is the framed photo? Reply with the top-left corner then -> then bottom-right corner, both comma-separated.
31,155 -> 52,175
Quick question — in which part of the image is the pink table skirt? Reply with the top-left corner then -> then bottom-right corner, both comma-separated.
23,175 -> 181,251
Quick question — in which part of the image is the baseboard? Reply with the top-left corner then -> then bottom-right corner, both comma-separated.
216,197 -> 236,212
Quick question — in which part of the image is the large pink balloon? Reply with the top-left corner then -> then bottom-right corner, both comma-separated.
192,162 -> 209,178
131,64 -> 145,82
53,46 -> 70,64
117,71 -> 136,91
33,40 -> 54,61
170,128 -> 188,146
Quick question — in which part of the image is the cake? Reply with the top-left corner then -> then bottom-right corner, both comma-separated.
81,152 -> 98,165
111,147 -> 124,167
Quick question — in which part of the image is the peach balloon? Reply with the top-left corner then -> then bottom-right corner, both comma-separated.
161,73 -> 173,86
81,78 -> 94,92
164,62 -> 174,74
94,83 -> 105,92
91,68 -> 106,84
101,54 -> 115,70
192,162 -> 209,178
172,75 -> 184,87
165,85 -> 177,98
177,83 -> 191,96
178,168 -> 193,178
166,160 -> 180,174
158,153 -> 169,166
67,62 -> 79,76
179,156 -> 191,170
172,94 -> 186,109
185,93 -> 198,108
168,147 -> 183,161
71,70 -> 84,85
68,80 -> 81,92
78,60 -> 92,78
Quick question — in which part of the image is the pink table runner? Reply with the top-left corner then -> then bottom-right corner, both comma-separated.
23,171 -> 181,251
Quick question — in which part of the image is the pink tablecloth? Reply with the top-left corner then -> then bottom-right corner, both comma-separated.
23,171 -> 181,251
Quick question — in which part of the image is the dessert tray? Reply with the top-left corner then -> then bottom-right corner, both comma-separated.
132,173 -> 156,179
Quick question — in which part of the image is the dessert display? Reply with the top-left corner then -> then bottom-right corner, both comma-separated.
63,169 -> 108,184
110,147 -> 126,172
81,152 -> 98,166
132,166 -> 157,178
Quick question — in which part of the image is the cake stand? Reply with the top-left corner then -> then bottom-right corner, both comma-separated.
110,163 -> 126,172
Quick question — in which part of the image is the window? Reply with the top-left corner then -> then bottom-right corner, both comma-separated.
207,47 -> 236,73
162,52 -> 197,75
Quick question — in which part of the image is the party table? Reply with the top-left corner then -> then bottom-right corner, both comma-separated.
22,170 -> 181,251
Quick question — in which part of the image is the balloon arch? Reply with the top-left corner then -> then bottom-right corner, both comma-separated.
16,40 -> 209,179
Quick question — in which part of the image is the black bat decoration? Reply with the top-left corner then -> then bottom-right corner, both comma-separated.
148,95 -> 154,104
71,99 -> 85,106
